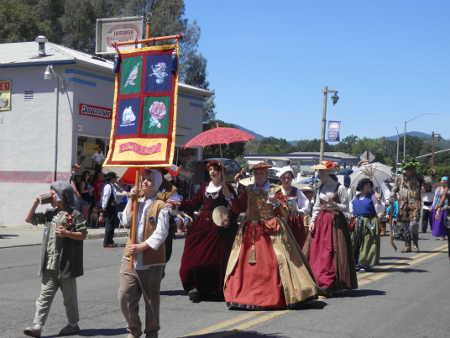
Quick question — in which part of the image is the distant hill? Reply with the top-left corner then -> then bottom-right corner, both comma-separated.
385,131 -> 432,141
385,131 -> 450,148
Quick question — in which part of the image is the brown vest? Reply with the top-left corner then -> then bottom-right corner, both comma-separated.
124,199 -> 166,266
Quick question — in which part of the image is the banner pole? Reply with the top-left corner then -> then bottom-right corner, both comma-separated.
129,169 -> 142,268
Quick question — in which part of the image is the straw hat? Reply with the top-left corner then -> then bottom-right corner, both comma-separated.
250,161 -> 272,171
312,160 -> 339,171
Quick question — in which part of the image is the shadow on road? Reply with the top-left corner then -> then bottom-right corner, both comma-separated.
381,256 -> 411,260
0,234 -> 19,238
77,328 -> 128,336
160,289 -> 186,296
370,267 -> 428,273
377,261 -> 409,266
336,289 -> 386,298
182,330 -> 287,338
289,300 -> 327,310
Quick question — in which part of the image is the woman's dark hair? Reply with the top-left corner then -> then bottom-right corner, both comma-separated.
356,178 -> 374,192
81,170 -> 91,181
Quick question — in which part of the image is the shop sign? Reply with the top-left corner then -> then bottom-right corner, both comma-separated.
79,103 -> 112,119
96,16 -> 144,55
0,80 -> 12,111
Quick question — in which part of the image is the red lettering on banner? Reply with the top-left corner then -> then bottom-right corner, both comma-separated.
119,142 -> 162,155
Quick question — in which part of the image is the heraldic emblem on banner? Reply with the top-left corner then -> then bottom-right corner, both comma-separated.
104,43 -> 179,167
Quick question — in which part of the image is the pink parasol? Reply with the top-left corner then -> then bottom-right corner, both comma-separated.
184,127 -> 255,149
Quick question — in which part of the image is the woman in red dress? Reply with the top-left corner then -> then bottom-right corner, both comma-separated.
275,166 -> 310,249
306,161 -> 357,297
224,162 -> 317,310
179,161 -> 238,302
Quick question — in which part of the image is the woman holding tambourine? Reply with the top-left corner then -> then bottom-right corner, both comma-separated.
178,161 -> 238,303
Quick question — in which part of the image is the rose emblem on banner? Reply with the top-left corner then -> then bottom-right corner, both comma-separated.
148,101 -> 167,128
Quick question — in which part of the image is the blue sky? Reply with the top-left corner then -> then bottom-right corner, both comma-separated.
184,0 -> 450,140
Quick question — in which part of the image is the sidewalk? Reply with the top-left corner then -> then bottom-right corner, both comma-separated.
0,225 -> 128,248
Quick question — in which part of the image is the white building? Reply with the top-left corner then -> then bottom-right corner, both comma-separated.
0,40 -> 211,226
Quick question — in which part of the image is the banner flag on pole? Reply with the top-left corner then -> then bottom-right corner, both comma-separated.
104,43 -> 179,167
327,120 -> 341,142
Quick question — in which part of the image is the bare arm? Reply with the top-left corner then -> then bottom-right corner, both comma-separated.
25,197 -> 41,224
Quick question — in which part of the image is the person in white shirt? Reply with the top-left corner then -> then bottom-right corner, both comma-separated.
100,172 -> 120,247
118,169 -> 170,338
91,147 -> 105,173
421,180 -> 434,233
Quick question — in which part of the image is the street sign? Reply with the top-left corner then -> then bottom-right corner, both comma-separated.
96,16 -> 144,55
327,120 -> 341,142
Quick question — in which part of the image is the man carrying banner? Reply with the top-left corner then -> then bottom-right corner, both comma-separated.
103,34 -> 182,338
118,169 -> 170,338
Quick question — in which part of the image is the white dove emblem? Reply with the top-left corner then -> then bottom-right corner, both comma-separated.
124,63 -> 140,87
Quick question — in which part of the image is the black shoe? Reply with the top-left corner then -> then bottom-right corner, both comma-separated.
188,288 -> 201,303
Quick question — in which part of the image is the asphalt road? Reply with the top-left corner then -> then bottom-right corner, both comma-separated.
1,232 -> 449,338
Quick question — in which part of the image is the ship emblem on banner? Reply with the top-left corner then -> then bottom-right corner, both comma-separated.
104,43 -> 179,167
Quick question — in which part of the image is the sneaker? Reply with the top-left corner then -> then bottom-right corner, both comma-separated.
412,245 -> 420,253
188,288 -> 201,303
358,267 -> 366,272
24,324 -> 41,338
58,323 -> 80,336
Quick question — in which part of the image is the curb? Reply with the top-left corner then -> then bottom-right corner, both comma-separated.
0,230 -> 128,249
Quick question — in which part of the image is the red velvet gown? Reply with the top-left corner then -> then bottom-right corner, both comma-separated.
306,183 -> 358,292
179,183 -> 237,300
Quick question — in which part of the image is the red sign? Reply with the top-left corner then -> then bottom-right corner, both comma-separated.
79,103 -> 112,120
0,81 -> 10,91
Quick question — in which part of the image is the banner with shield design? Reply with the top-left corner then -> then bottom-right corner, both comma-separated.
104,43 -> 179,167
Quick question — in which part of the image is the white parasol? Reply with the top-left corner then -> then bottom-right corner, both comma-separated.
350,162 -> 393,196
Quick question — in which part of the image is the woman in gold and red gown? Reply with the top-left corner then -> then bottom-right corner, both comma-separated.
224,162 -> 317,310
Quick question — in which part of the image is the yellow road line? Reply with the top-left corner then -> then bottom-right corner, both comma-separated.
184,244 -> 447,336
359,244 -> 446,287
357,244 -> 447,283
182,311 -> 261,337
232,310 -> 289,331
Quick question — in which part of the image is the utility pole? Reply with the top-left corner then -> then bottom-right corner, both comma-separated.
319,87 -> 339,162
319,87 -> 328,162
431,131 -> 441,174
431,131 -> 435,170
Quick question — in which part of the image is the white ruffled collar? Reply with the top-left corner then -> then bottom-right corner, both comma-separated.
206,181 -> 223,194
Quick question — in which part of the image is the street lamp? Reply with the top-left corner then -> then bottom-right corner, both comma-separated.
319,86 -> 339,161
403,113 -> 437,162
44,65 -> 64,181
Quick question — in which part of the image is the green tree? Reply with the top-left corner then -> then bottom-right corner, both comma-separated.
60,0 -> 97,52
